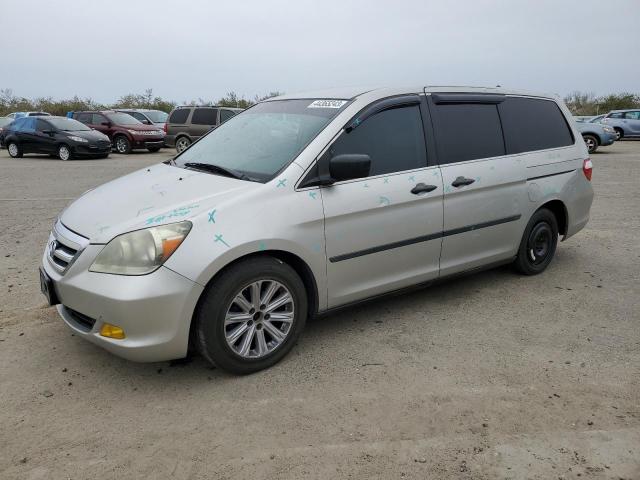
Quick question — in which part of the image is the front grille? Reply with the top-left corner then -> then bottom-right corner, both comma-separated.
47,221 -> 89,275
64,306 -> 96,331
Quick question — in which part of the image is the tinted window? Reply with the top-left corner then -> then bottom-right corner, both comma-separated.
191,108 -> 218,125
220,109 -> 237,123
624,111 -> 640,120
169,109 -> 189,124
36,119 -> 50,132
105,112 -> 141,125
499,97 -> 574,154
130,112 -> 147,122
75,113 -> 92,124
608,112 -> 623,119
328,105 -> 427,176
92,113 -> 106,125
433,103 -> 504,163
46,117 -> 91,131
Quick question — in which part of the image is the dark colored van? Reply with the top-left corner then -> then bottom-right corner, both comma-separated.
165,106 -> 243,152
72,110 -> 165,154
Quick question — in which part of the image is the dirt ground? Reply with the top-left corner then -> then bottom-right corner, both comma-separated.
0,142 -> 638,480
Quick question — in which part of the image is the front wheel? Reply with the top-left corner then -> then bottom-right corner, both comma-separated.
583,134 -> 598,154
114,135 -> 132,154
7,142 -> 22,158
514,208 -> 559,275
58,144 -> 72,161
195,256 -> 307,374
614,128 -> 623,141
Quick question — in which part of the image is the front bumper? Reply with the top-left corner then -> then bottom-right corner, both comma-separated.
41,226 -> 203,362
70,143 -> 111,156
131,136 -> 165,150
601,132 -> 616,146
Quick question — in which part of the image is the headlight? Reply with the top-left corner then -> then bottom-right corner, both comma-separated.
602,126 -> 614,133
128,129 -> 140,135
68,135 -> 88,143
90,221 -> 191,275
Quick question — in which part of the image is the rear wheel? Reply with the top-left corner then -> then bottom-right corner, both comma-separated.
175,136 -> 191,153
196,256 -> 307,374
114,135 -> 132,154
583,134 -> 598,154
514,208 -> 559,275
58,144 -> 72,161
7,142 -> 22,158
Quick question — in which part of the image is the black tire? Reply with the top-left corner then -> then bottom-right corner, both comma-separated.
614,128 -> 623,141
514,208 -> 559,275
175,136 -> 191,153
582,134 -> 598,154
58,144 -> 72,161
195,256 -> 307,374
114,135 -> 132,154
147,146 -> 161,153
7,142 -> 23,158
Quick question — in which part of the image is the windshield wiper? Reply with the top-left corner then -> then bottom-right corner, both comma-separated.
183,162 -> 250,181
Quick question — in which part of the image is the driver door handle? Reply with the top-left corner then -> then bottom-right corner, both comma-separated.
451,176 -> 475,187
410,183 -> 438,195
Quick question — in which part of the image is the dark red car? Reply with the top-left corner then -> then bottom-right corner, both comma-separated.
72,110 -> 165,154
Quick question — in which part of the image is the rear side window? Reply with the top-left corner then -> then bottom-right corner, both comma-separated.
432,103 -> 505,164
169,109 -> 190,124
75,113 -> 92,124
220,109 -> 236,123
499,97 -> 574,154
11,118 -> 27,130
191,108 -> 218,125
624,111 -> 640,120
21,117 -> 36,132
36,119 -> 50,132
328,105 -> 427,177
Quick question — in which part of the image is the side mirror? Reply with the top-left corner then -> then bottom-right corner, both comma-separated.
101,121 -> 111,127
42,129 -> 56,136
142,119 -> 151,125
329,154 -> 371,182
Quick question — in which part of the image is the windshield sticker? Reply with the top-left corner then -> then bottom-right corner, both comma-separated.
308,99 -> 347,109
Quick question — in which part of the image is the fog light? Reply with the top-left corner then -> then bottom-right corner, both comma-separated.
100,323 -> 126,339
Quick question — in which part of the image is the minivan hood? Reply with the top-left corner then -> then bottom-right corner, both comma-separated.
60,163 -> 258,242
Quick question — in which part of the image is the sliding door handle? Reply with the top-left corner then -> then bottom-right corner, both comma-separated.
411,183 -> 438,195
451,176 -> 475,187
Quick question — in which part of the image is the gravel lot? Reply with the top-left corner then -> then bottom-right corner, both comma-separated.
0,143 -> 638,480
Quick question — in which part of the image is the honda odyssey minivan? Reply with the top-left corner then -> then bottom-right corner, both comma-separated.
40,86 -> 594,374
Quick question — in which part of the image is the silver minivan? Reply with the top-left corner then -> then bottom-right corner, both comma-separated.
40,86 -> 594,373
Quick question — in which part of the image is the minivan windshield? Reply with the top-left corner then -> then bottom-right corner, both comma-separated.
105,112 -> 142,125
173,99 -> 348,182
145,110 -> 168,123
46,117 -> 91,131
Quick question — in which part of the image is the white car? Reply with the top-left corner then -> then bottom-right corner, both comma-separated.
40,86 -> 594,373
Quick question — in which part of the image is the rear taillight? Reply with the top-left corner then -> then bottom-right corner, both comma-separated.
583,158 -> 593,181
163,122 -> 168,134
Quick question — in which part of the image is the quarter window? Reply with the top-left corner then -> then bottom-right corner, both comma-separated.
220,109 -> 236,123
75,113 -> 92,124
328,105 -> 427,177
169,109 -> 190,124
191,108 -> 219,125
498,97 -> 574,154
432,103 -> 505,164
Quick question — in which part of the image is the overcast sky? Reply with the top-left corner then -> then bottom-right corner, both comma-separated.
2,0 -> 639,103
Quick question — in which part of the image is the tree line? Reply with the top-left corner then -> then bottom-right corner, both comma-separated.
0,88 -> 284,116
563,92 -> 640,116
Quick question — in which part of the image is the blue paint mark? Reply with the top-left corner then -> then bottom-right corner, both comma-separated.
136,206 -> 154,217
363,183 -> 370,188
308,191 -> 317,199
145,204 -> 200,225
379,196 -> 391,206
277,178 -> 287,188
432,170 -> 439,177
258,241 -> 267,251
98,226 -> 110,233
214,234 -> 230,248
408,176 -> 415,182
208,209 -> 216,223
383,177 -> 389,184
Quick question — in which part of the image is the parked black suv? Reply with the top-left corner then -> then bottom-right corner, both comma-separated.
165,106 -> 242,152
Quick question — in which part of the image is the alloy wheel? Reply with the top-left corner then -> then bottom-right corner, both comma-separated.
584,136 -> 596,153
59,145 -> 70,161
8,143 -> 18,157
224,280 -> 295,359
176,138 -> 190,153
116,137 -> 128,153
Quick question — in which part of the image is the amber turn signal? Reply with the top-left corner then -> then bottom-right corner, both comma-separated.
100,323 -> 126,339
